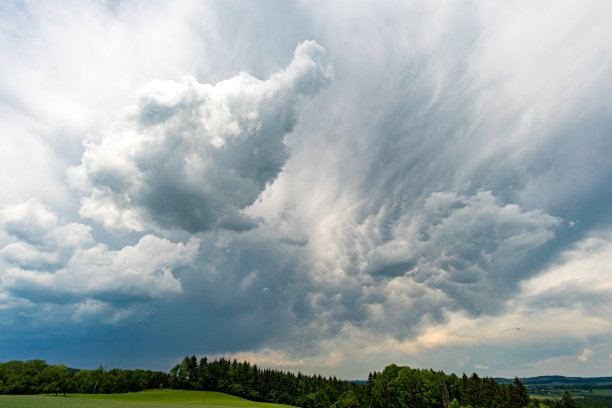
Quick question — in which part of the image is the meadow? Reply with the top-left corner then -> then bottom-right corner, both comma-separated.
0,389 -> 296,408
529,389 -> 612,408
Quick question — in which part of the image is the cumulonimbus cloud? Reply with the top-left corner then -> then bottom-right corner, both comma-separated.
70,40 -> 333,233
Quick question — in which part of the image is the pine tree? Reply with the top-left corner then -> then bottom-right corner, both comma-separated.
562,390 -> 579,408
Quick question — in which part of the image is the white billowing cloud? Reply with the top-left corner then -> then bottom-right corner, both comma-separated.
3,234 -> 200,300
474,364 -> 489,370
0,201 -> 200,323
0,200 -> 92,269
0,1 -> 223,214
70,40 -> 332,233
578,348 -> 593,363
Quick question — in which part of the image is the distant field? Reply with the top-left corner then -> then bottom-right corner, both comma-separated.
530,388 -> 612,408
0,390 -> 296,408
520,376 -> 612,408
531,388 -> 612,399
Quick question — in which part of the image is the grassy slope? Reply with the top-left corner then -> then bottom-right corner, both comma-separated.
0,389 -> 296,408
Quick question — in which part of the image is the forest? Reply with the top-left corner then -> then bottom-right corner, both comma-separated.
0,357 -> 581,408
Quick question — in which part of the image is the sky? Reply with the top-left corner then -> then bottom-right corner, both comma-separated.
1,0 -> 612,380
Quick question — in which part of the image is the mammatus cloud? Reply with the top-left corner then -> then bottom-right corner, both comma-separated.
70,41 -> 332,233
307,232 -> 612,377
299,190 -> 563,341
0,201 -> 199,323
187,189 -> 562,358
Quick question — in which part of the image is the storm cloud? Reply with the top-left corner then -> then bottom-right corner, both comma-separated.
71,40 -> 332,233
1,0 -> 612,378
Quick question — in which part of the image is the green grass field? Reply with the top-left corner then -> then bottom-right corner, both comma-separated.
0,389 -> 296,408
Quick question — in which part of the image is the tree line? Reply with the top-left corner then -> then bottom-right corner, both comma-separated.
167,357 -> 579,408
168,355 -> 365,407
0,357 -> 580,408
0,359 -> 168,395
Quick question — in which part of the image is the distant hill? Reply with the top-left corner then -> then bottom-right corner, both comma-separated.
494,376 -> 612,387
